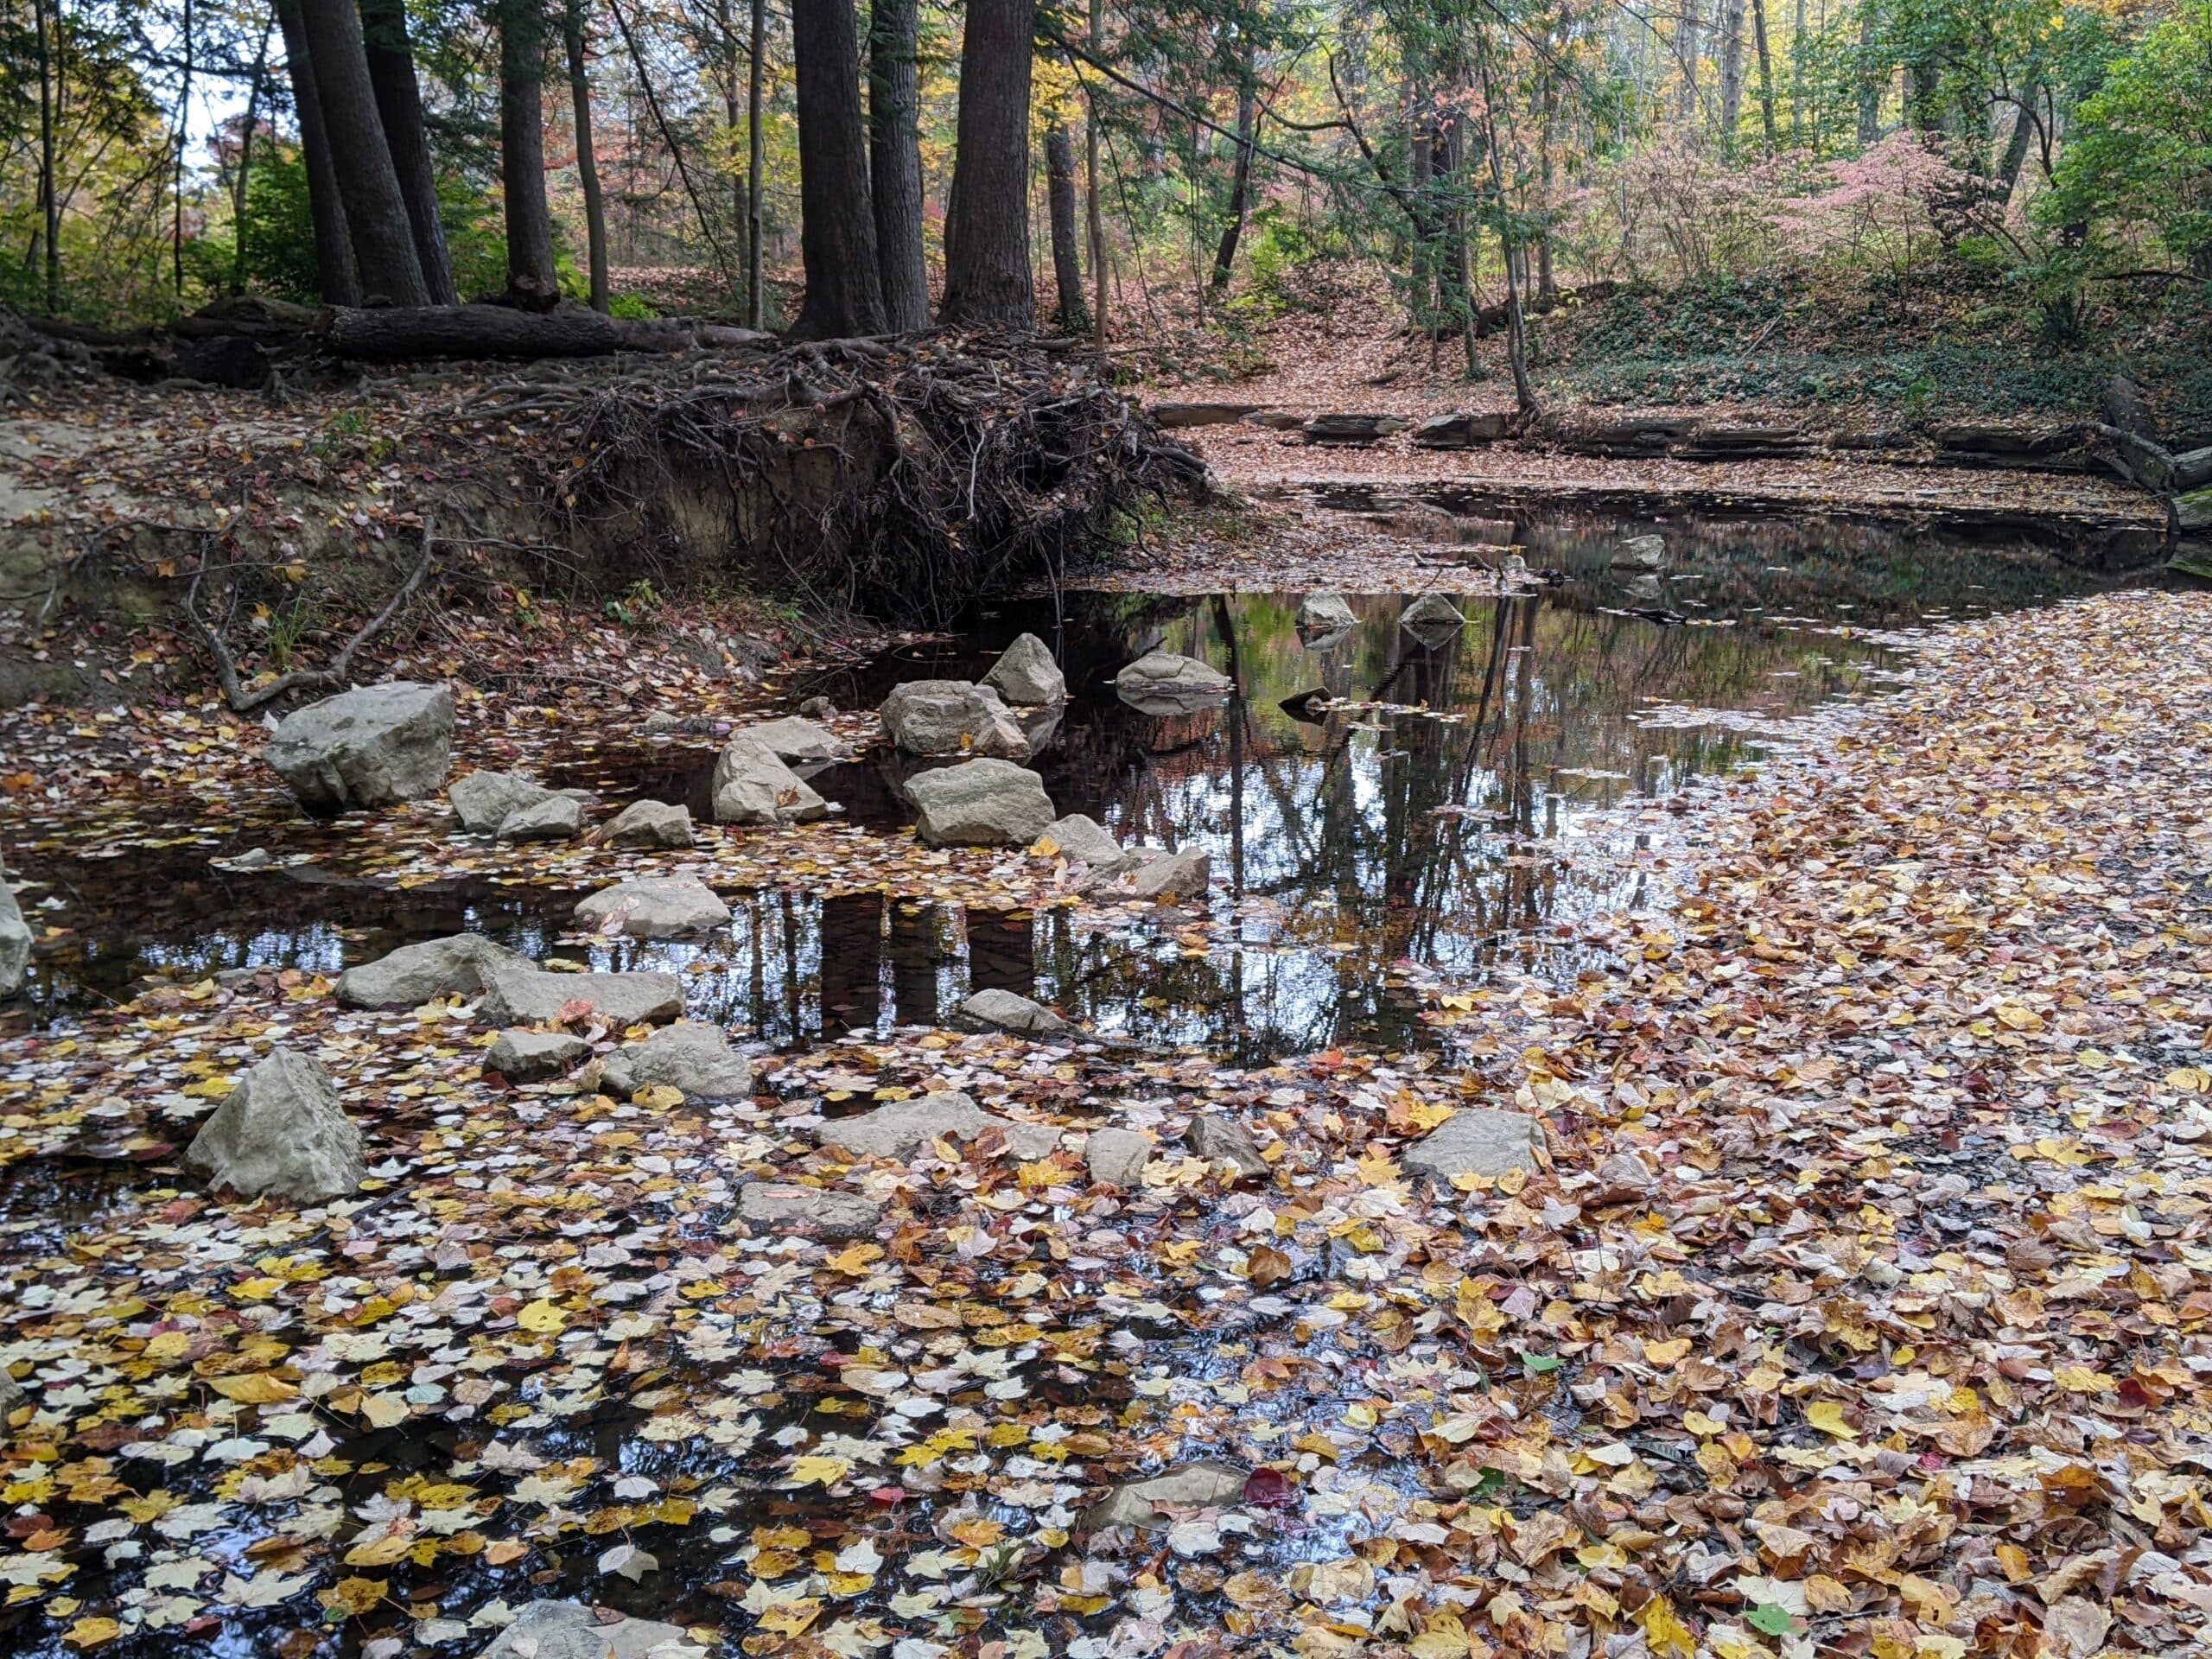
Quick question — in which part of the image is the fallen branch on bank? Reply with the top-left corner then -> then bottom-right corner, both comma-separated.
323,303 -> 771,361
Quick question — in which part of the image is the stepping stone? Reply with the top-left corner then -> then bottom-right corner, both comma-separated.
486,1028 -> 588,1082
1033,813 -> 1134,879
337,934 -> 532,1008
1301,413 -> 1407,445
601,798 -> 694,849
906,758 -> 1055,847
736,1182 -> 878,1239
497,795 -> 584,842
1123,844 -> 1210,900
1150,401 -> 1259,428
1297,592 -> 1357,638
1188,1114 -> 1268,1179
880,680 -> 1029,759
474,1602 -> 705,1659
711,736 -> 829,825
1610,534 -> 1667,571
957,987 -> 1073,1037
449,769 -> 551,833
1086,1128 -> 1153,1188
1413,410 -> 1509,448
1400,593 -> 1466,644
186,1047 -> 364,1205
814,1091 -> 1062,1162
1402,1109 -> 1545,1181
575,876 -> 730,939
982,633 -> 1066,706
600,1021 -> 752,1100
743,715 -> 838,762
1086,1461 -> 1250,1529
267,682 -> 453,810
476,967 -> 684,1028
1115,651 -> 1231,715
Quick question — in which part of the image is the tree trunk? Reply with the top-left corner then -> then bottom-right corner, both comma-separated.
1208,74 -> 1256,293
747,0 -> 764,326
229,20 -> 272,295
276,0 -> 357,305
34,0 -> 59,311
497,0 -> 559,305
715,0 -> 746,264
939,0 -> 1037,330
1750,0 -> 1779,154
563,0 -> 609,311
173,0 -> 191,296
1086,0 -> 1105,353
360,0 -> 456,302
791,0 -> 887,338
296,0 -> 426,304
1676,0 -> 1703,123
1994,85 -> 2039,207
868,0 -> 929,331
1856,5 -> 1882,143
1719,0 -> 1745,151
1045,121 -> 1085,329
327,302 -> 770,359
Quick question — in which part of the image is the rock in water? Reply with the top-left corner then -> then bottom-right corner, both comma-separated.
741,715 -> 839,763
476,967 -> 684,1028
187,1048 -> 364,1205
1189,1114 -> 1268,1179
1402,1109 -> 1545,1180
982,633 -> 1067,705
600,1022 -> 753,1099
1610,534 -> 1667,571
1297,592 -> 1357,638
1399,593 -> 1466,644
1086,1128 -> 1153,1187
879,681 -> 1030,758
495,795 -> 584,842
574,876 -> 731,939
337,934 -> 533,1008
448,770 -> 551,833
711,736 -> 829,825
1124,844 -> 1211,900
601,799 -> 694,849
814,1091 -> 1062,1162
0,858 -> 28,999
736,1182 -> 878,1239
267,682 -> 454,810
1086,1461 -> 1250,1529
1115,652 -> 1232,715
474,1602 -> 704,1659
1032,813 -> 1133,884
958,987 -> 1074,1037
486,1028 -> 588,1081
906,759 -> 1056,847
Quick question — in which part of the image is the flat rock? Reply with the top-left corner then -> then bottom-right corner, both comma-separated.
1400,592 -> 1467,642
267,682 -> 453,810
449,769 -> 552,832
1086,1128 -> 1153,1187
1086,1461 -> 1249,1529
477,967 -> 684,1028
743,715 -> 839,762
982,633 -> 1067,705
1610,534 -> 1667,570
337,933 -> 532,1008
497,795 -> 584,842
186,1047 -> 364,1205
1151,401 -> 1259,428
906,758 -> 1055,847
1297,593 -> 1357,638
712,735 -> 829,825
1123,843 -> 1210,900
0,860 -> 27,999
1033,813 -> 1133,880
880,680 -> 1029,759
1413,410 -> 1510,448
1302,413 -> 1407,445
600,1021 -> 753,1100
736,1182 -> 878,1239
815,1090 -> 1061,1162
1116,652 -> 1232,715
601,798 -> 694,849
474,1601 -> 703,1659
1402,1109 -> 1545,1180
486,1028 -> 589,1081
958,987 -> 1073,1037
1189,1113 -> 1268,1179
575,876 -> 731,939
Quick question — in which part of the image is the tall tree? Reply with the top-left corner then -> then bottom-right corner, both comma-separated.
868,0 -> 930,331
1749,0 -> 1779,153
1208,66 -> 1256,293
940,0 -> 1036,329
747,0 -> 765,325
1718,0 -> 1746,149
791,0 -> 887,337
1085,0 -> 1105,352
497,0 -> 560,304
562,0 -> 609,311
275,0 -> 359,305
33,0 -> 59,310
1045,121 -> 1085,327
713,0 -> 749,282
359,0 -> 456,303
296,0 -> 427,304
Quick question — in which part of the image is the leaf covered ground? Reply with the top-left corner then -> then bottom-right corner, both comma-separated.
0,588 -> 2206,1659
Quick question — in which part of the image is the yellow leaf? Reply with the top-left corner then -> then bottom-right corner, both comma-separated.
756,1599 -> 822,1637
2053,1364 -> 2114,1394
786,1455 -> 852,1489
1644,1338 -> 1692,1365
63,1618 -> 120,1649
517,1300 -> 567,1334
343,1533 -> 414,1567
210,1372 -> 296,1405
1805,1402 -> 1858,1440
360,1392 -> 410,1429
824,1244 -> 884,1276
321,1577 -> 386,1617
1638,1595 -> 1699,1658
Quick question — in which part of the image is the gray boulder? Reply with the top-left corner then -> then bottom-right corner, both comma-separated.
742,715 -> 838,763
449,770 -> 551,833
337,933 -> 531,1008
640,711 -> 681,736
880,680 -> 1029,759
958,987 -> 1073,1037
1033,813 -> 1132,878
906,758 -> 1056,847
1123,844 -> 1211,901
1086,1128 -> 1154,1188
475,1602 -> 703,1659
1115,652 -> 1232,715
600,1021 -> 753,1100
486,1028 -> 589,1081
574,876 -> 731,939
1189,1114 -> 1268,1179
737,1182 -> 878,1240
267,682 -> 453,810
0,859 -> 27,999
497,795 -> 584,842
1610,534 -> 1668,571
982,634 -> 1067,706
712,735 -> 829,825
477,967 -> 684,1028
1402,1109 -> 1545,1181
1297,593 -> 1357,638
186,1048 -> 364,1205
1086,1462 -> 1250,1530
601,798 -> 694,849
815,1091 -> 1062,1162
1399,593 -> 1466,643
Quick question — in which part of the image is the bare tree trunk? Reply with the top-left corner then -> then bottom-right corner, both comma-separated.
1993,83 -> 2040,207
791,0 -> 887,337
747,0 -> 765,325
1750,0 -> 1779,154
1719,0 -> 1745,152
297,0 -> 426,304
1085,0 -> 1105,353
229,19 -> 272,295
1676,0 -> 1704,124
563,0 -> 609,311
1856,4 -> 1882,143
939,0 -> 1036,329
498,0 -> 559,305
361,0 -> 456,302
715,0 -> 745,257
868,0 -> 929,331
1475,36 -> 1538,416
1208,72 -> 1256,292
276,0 -> 358,305
34,0 -> 59,310
1045,121 -> 1085,329
173,0 -> 191,296
1535,74 -> 1558,308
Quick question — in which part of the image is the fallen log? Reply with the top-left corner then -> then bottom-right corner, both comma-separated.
325,303 -> 772,361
